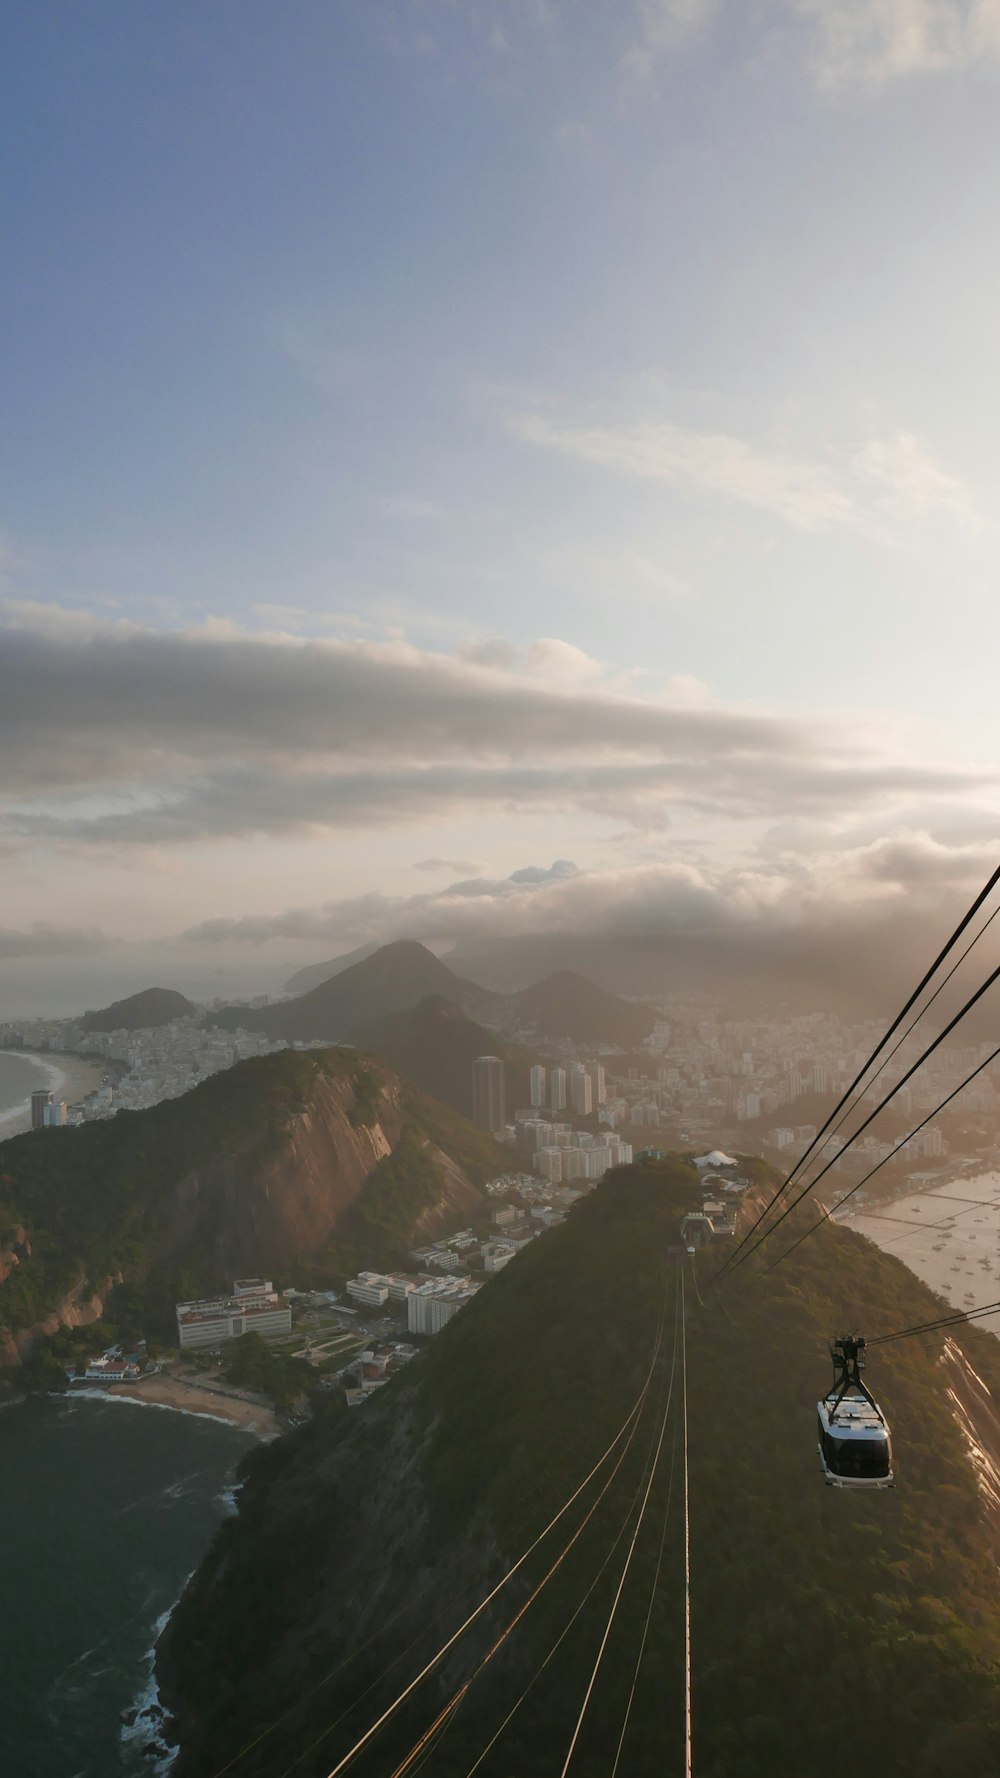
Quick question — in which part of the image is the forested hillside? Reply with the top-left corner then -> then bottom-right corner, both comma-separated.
158,1159 -> 1000,1778
0,1048 -> 505,1369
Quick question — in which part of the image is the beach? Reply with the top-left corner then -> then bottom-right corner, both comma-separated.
85,1372 -> 282,1440
841,1166 -> 1000,1331
0,1049 -> 109,1138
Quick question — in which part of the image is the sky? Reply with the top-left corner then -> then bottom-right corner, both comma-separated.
3,0 -> 1000,1016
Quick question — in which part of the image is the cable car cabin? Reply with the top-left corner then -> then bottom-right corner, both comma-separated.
817,1335 -> 894,1490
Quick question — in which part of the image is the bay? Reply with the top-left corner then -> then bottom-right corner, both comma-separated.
0,1393 -> 254,1776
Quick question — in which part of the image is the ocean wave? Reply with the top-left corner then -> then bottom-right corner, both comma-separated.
120,1596 -> 189,1774
63,1388 -> 248,1432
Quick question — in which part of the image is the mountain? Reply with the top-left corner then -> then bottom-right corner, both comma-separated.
0,1047 -> 507,1373
157,1159 -> 1000,1778
353,994 -> 544,1121
512,969 -> 656,1047
284,942 -> 380,995
205,940 -> 502,1044
80,986 -> 195,1032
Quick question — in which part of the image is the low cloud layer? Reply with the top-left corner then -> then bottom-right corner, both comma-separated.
1,607 -> 992,850
180,834 -> 1000,956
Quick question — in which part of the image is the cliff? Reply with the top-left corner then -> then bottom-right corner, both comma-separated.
157,1160 -> 1000,1778
0,1048 -> 505,1363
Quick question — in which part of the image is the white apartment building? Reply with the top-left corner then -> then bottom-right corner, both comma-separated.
176,1281 -> 291,1350
482,1240 -> 516,1274
347,1273 -> 391,1308
530,1064 -> 547,1107
406,1278 -> 481,1335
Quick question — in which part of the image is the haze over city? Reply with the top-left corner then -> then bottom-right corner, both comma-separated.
4,1 -> 1000,1017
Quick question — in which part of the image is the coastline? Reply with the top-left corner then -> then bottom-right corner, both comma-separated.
0,1049 -> 108,1139
841,1164 -> 1000,1335
72,1373 -> 282,1441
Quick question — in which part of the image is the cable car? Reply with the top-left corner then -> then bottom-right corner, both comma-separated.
817,1335 -> 894,1489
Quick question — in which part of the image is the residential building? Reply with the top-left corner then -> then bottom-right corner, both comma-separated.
472,1056 -> 506,1135
406,1278 -> 481,1336
550,1067 -> 567,1111
529,1064 -> 547,1108
175,1281 -> 291,1350
569,1064 -> 593,1116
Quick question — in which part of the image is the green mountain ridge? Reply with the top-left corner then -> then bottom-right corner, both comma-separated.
352,993 -> 546,1121
0,1048 -> 507,1377
206,940 -> 654,1052
80,985 -> 196,1031
157,1159 -> 1000,1778
206,940 -> 502,1044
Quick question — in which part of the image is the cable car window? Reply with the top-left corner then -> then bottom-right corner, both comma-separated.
829,1436 -> 890,1478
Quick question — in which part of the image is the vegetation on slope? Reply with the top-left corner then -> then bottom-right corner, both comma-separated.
306,1090 -> 508,1284
80,986 -> 195,1031
0,1049 -> 497,1359
158,1159 -> 1000,1778
353,994 -> 543,1121
205,940 -> 498,1043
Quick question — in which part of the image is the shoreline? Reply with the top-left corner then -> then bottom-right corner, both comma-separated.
0,1049 -> 109,1139
69,1373 -> 281,1441
843,1164 -> 1000,1337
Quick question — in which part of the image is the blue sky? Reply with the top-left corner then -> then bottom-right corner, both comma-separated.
4,1 -> 1000,1012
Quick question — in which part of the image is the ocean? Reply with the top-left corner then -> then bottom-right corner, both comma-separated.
0,1394 -> 254,1775
0,1048 -> 56,1123
843,1167 -> 1000,1332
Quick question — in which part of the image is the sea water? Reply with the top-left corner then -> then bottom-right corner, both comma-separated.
0,1393 -> 254,1775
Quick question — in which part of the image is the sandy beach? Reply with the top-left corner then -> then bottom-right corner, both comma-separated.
95,1373 -> 282,1440
0,1050 -> 109,1139
841,1167 -> 1000,1335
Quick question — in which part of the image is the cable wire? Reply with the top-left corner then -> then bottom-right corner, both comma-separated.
319,1300 -> 669,1778
609,1413 -> 680,1778
556,1272 -> 682,1778
754,1042 -> 1000,1280
458,1289 -> 682,1778
386,1282 -> 678,1778
872,1295 -> 1000,1347
723,964 -> 1000,1276
766,901 -> 1000,1224
681,1268 -> 692,1778
716,863 -> 1000,1277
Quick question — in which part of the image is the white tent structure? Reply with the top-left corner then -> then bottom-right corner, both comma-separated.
693,1149 -> 738,1169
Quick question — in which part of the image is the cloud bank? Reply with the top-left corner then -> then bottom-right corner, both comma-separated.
1,607 -> 992,850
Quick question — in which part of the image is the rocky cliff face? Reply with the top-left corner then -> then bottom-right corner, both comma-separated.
0,1048 -> 498,1362
156,1065 -> 405,1282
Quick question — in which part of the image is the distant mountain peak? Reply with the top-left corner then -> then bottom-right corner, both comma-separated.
81,987 -> 195,1033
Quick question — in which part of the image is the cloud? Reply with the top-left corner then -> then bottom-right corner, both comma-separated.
414,856 -> 488,875
624,0 -> 723,77
513,410 -> 854,531
178,831 -> 1000,961
789,0 -> 1000,88
854,430 -> 976,523
0,922 -> 116,960
623,0 -> 1000,88
0,606 -> 993,851
513,407 -> 975,534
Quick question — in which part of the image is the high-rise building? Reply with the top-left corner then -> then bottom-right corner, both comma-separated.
472,1056 -> 506,1134
31,1089 -> 52,1130
550,1068 -> 567,1111
529,1064 -> 547,1108
589,1062 -> 606,1106
570,1066 -> 593,1116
